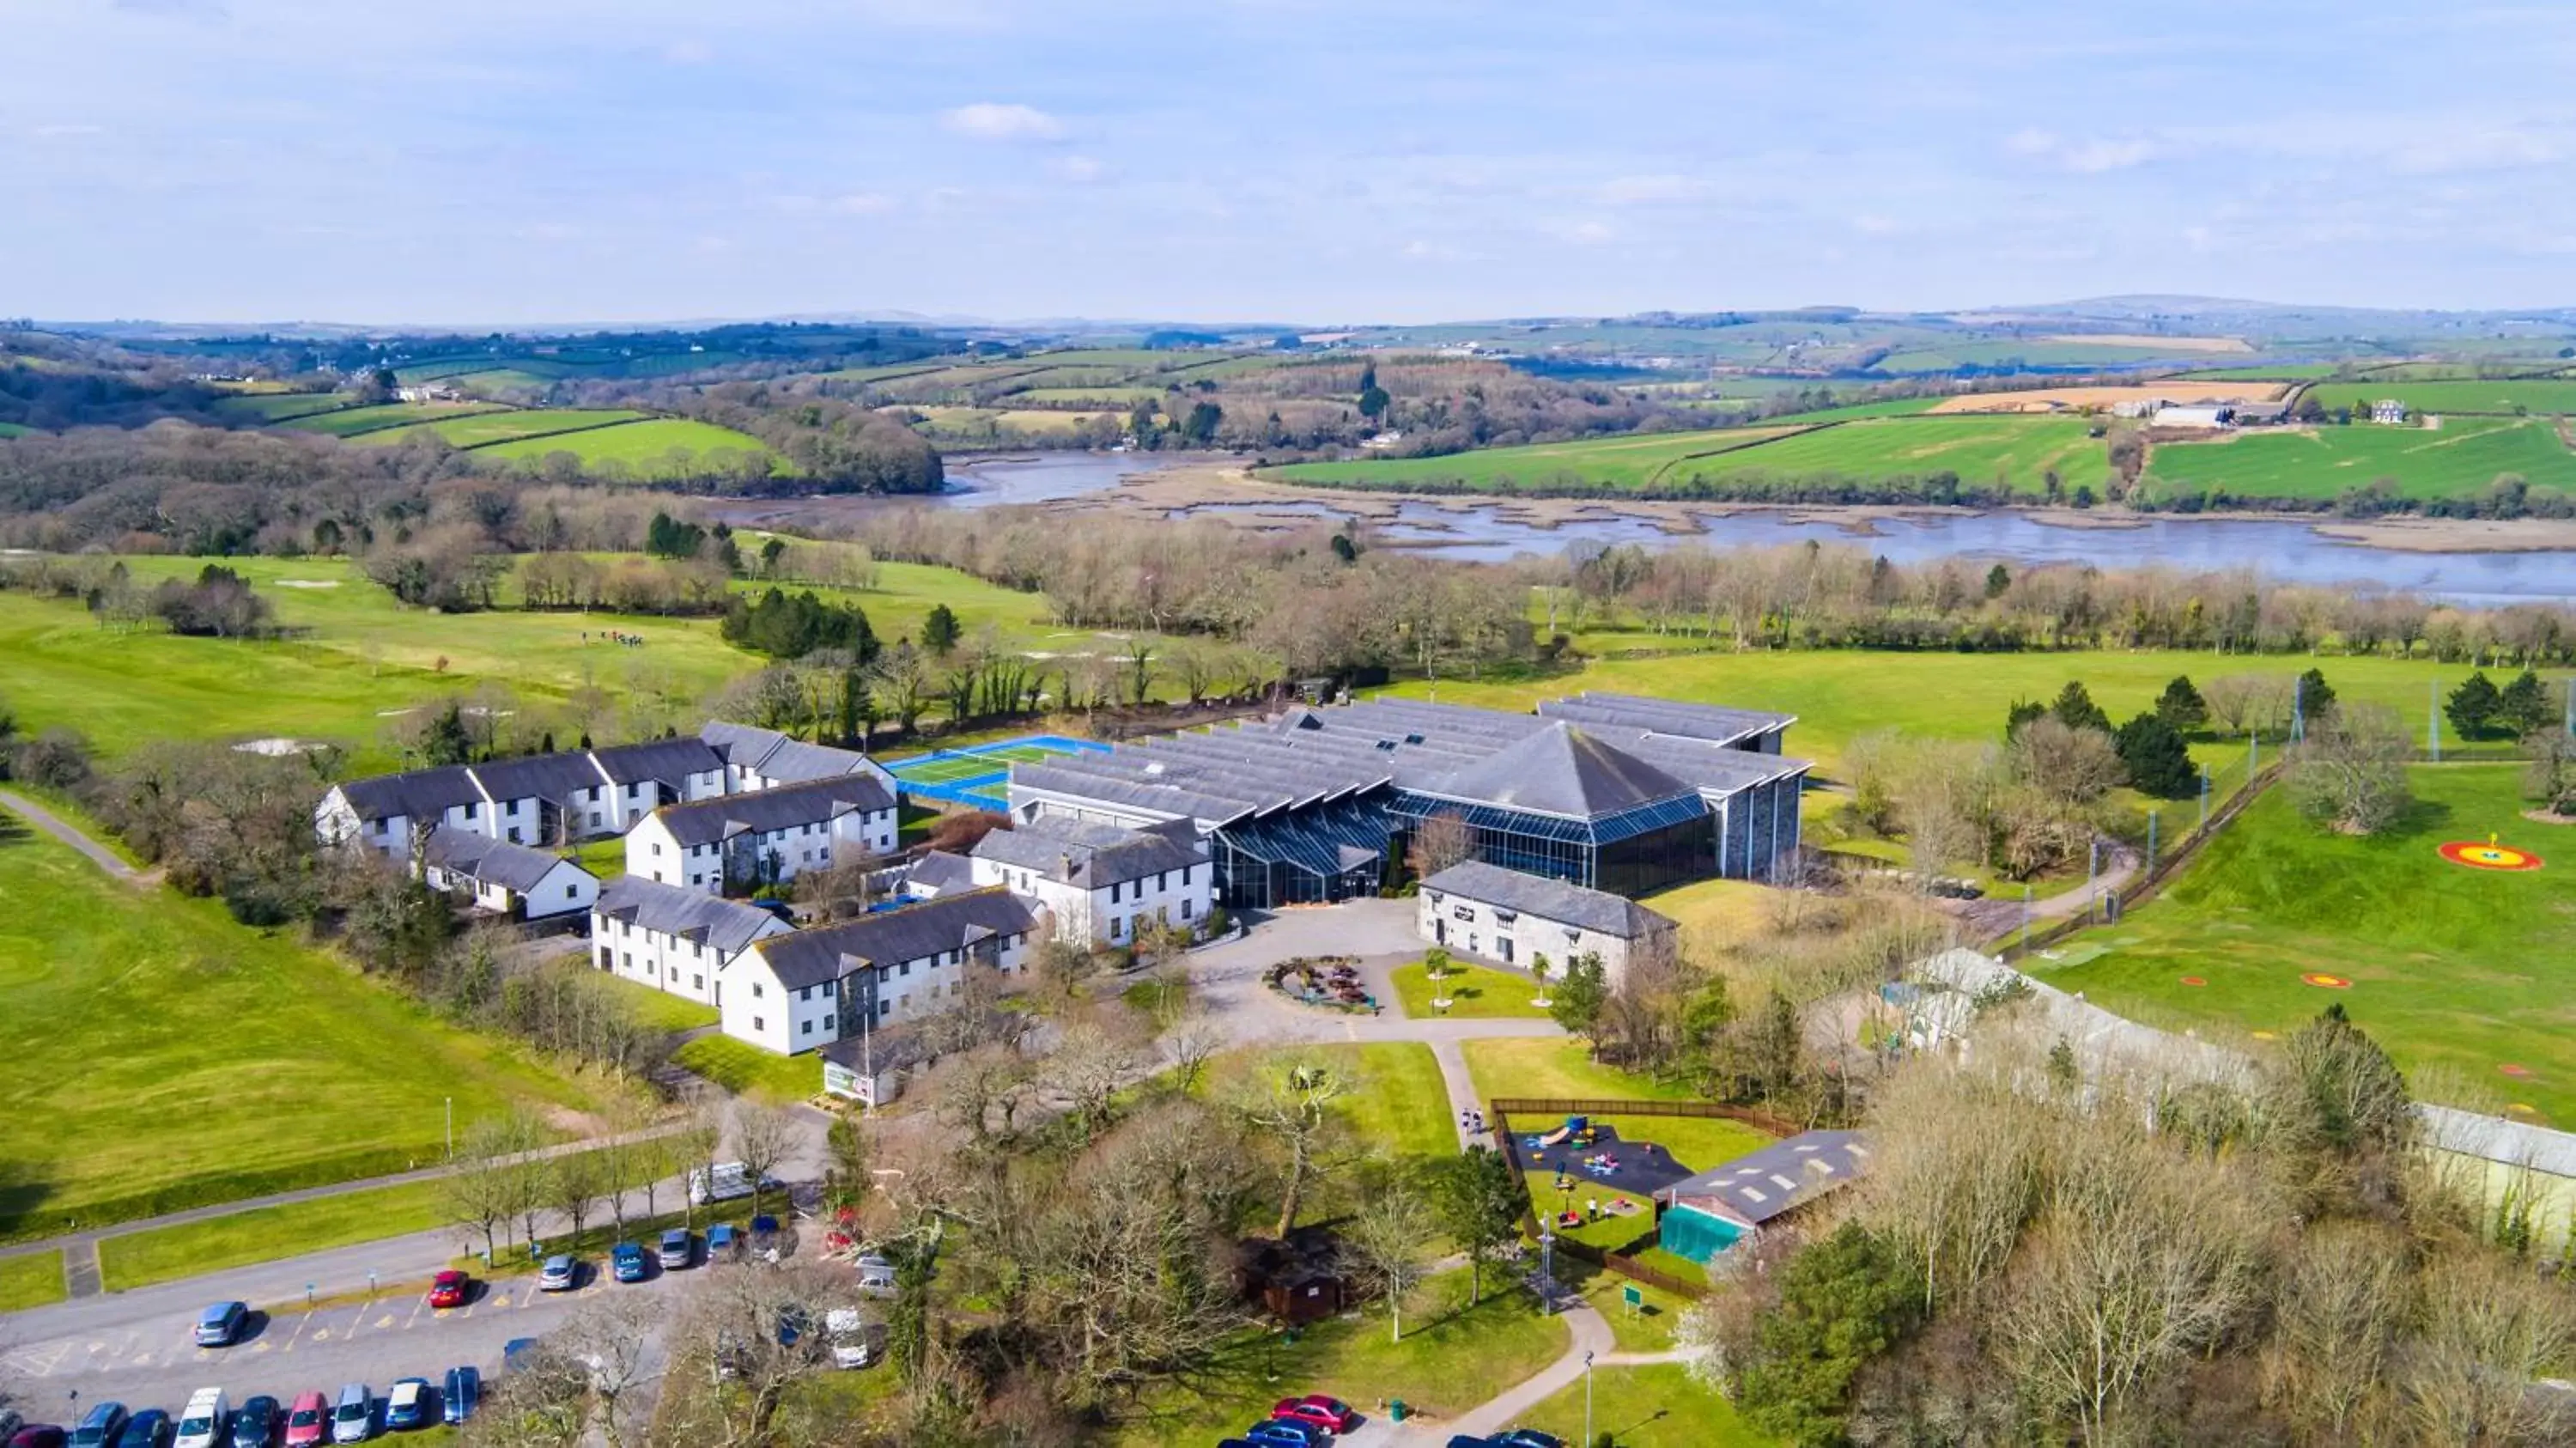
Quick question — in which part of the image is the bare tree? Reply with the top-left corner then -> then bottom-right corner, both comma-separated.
2263,1221 -> 2405,1445
2009,716 -> 2126,804
1406,811 -> 1474,880
550,1148 -> 611,1250
555,1297 -> 659,1448
2403,1250 -> 2576,1445
443,1115 -> 537,1264
655,1259 -> 853,1448
1345,1182 -> 1436,1343
1236,1055 -> 1353,1238
459,1339 -> 586,1448
677,1097 -> 723,1229
731,1100 -> 802,1219
1041,1019 -> 1139,1136
2288,702 -> 2413,835
1163,1008 -> 1225,1096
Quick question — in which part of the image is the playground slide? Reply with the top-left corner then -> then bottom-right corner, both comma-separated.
1537,1125 -> 1574,1147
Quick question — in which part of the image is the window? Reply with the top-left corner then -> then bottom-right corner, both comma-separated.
373,818 -> 389,835
508,828 -> 523,843
690,940 -> 702,958
1109,916 -> 1123,940
652,842 -> 663,856
1182,866 -> 1191,885
564,884 -> 577,898
752,983 -> 765,999
622,952 -> 633,970
509,800 -> 523,814
1109,881 -> 1121,903
1157,872 -> 1168,891
1181,899 -> 1194,920
796,986 -> 808,1001
691,973 -> 703,989
802,1019 -> 813,1036
898,961 -> 911,977
752,1016 -> 764,1031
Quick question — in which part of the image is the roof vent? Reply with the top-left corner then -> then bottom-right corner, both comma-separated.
1403,733 -> 1425,745
1374,739 -> 1397,751
1144,761 -> 1165,775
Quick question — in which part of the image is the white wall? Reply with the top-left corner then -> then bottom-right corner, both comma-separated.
721,930 -> 1033,1056
969,854 -> 1211,946
1416,891 -> 1654,989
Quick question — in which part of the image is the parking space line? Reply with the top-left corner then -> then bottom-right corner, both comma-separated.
406,1298 -> 428,1329
283,1313 -> 311,1352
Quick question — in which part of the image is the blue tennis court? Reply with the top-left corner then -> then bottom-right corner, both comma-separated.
883,733 -> 1111,812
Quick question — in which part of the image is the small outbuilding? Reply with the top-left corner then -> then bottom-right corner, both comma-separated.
1236,1227 -> 1353,1325
1418,859 -> 1677,988
1656,1129 -> 1869,1262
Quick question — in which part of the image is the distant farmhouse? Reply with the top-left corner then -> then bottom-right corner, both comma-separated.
1004,693 -> 1806,908
2372,399 -> 2409,424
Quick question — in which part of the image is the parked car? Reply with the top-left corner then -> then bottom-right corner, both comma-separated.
658,1228 -> 693,1269
328,1384 -> 372,1446
232,1396 -> 279,1448
10,1426 -> 67,1448
112,1412 -> 169,1448
173,1390 -> 228,1448
538,1255 -> 577,1292
1273,1396 -> 1361,1434
1494,1433 -> 1565,1448
1241,1424 -> 1321,1448
705,1223 -> 740,1261
823,1308 -> 880,1370
1446,1439 -> 1498,1448
69,1403 -> 128,1448
382,1381 -> 430,1433
609,1241 -> 647,1284
0,1412 -> 20,1445
853,1254 -> 896,1296
425,1271 -> 470,1310
194,1301 -> 249,1348
281,1395 -> 327,1448
687,1162 -> 782,1206
440,1369 -> 478,1427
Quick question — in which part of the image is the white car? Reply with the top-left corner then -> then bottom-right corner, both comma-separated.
823,1308 -> 879,1370
175,1390 -> 228,1448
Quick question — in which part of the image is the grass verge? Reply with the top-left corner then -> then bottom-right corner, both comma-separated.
0,1250 -> 67,1311
99,1178 -> 453,1292
673,1034 -> 819,1102
1514,1362 -> 1776,1447
1389,958 -> 1554,1019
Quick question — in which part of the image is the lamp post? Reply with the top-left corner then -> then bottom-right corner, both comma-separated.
1583,1348 -> 1596,1445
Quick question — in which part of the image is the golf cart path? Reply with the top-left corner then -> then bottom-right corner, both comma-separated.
0,788 -> 158,885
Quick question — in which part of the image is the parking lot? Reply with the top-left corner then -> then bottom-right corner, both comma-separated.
0,1265 -> 685,1427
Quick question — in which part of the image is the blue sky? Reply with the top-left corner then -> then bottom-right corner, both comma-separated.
11,0 -> 2576,325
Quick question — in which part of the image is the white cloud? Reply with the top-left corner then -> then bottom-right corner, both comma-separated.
1556,219 -> 1615,245
2005,128 -> 2156,173
1595,173 -> 1705,204
941,102 -> 1065,143
1049,154 -> 1106,183
1851,213 -> 1898,234
829,192 -> 895,214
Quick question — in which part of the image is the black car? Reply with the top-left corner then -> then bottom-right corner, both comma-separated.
69,1405 -> 127,1448
111,1412 -> 169,1448
232,1399 -> 279,1448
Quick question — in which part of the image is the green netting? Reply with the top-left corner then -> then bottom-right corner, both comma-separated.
1659,1203 -> 1744,1263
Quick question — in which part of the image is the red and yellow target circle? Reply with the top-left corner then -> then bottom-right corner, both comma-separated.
2439,840 -> 2544,871
2301,972 -> 2353,989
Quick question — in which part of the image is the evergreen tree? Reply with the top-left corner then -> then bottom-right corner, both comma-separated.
419,699 -> 473,766
2297,666 -> 2336,721
2004,698 -> 2046,740
1547,953 -> 1610,1051
2446,670 -> 2502,739
1984,563 -> 2011,598
2154,674 -> 2208,733
2116,711 -> 2198,799
1430,1147 -> 1528,1306
1737,1220 -> 1921,1446
2499,669 -> 2552,737
920,603 -> 962,656
2049,680 -> 2112,735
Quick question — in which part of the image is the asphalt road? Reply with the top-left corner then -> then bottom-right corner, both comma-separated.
0,1261 -> 694,1426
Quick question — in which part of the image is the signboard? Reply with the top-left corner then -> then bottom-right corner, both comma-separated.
1452,905 -> 1476,922
1622,1284 -> 1643,1310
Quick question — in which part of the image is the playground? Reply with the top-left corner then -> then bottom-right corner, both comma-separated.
1505,1116 -> 1701,1246
881,733 -> 1110,812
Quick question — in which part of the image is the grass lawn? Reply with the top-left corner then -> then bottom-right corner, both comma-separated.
572,835 -> 627,880
343,408 -> 647,448
2042,764 -> 2576,1123
586,969 -> 720,1035
1638,878 -> 1775,950
0,820 -> 608,1240
2306,379 -> 2576,417
1465,1037 -> 1777,1173
1390,958 -> 1553,1019
672,1035 -> 820,1103
1263,425 -> 1812,492
1515,1362 -> 1777,1448
1105,1267 -> 1569,1445
1567,1262 -> 1691,1353
98,1177 -> 453,1291
2145,417 -> 2576,502
273,401 -> 505,437
1116,970 -> 1193,1023
0,1250 -> 67,1311
1205,1042 -> 1455,1167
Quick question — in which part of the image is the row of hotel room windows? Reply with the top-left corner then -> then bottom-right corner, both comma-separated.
987,865 -> 1195,899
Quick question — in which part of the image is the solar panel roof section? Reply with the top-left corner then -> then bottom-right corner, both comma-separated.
1538,692 -> 1796,745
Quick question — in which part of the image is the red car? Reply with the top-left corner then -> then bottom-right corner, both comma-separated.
1272,1396 -> 1359,1434
425,1270 -> 471,1310
282,1395 -> 329,1448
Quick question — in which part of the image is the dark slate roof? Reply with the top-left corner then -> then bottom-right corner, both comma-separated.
592,875 -> 783,954
1422,860 -> 1677,939
971,815 -> 1204,888
1662,1130 -> 1869,1226
336,764 -> 483,822
1414,722 -> 1691,820
904,850 -> 975,894
1537,692 -> 1794,745
470,751 -> 611,802
701,721 -> 874,784
745,888 -> 1039,989
652,775 -> 895,848
421,825 -> 583,895
592,738 -> 726,786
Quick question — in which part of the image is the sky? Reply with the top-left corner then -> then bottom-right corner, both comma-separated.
12,0 -> 2576,325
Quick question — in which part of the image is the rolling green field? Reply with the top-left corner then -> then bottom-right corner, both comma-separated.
1265,425 -> 1810,490
1874,340 -> 2215,371
0,553 -> 1090,767
2041,765 -> 2576,1124
1691,415 -> 2113,493
1009,385 -> 1165,405
474,417 -> 787,475
210,392 -> 350,423
274,401 -> 507,437
2306,380 -> 2576,416
1382,651 -> 2550,779
97,1177 -> 454,1291
0,817 -> 608,1240
2145,417 -> 2576,501
2180,363 -> 2350,381
343,408 -> 647,448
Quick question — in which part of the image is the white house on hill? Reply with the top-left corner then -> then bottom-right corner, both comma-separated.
626,774 -> 898,896
717,887 -> 1039,1055
966,815 -> 1212,946
417,824 -> 598,920
589,875 -> 792,1006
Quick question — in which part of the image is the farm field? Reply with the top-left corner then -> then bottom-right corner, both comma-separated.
1380,651 -> 2552,778
1737,396 -> 1944,424
343,407 -> 647,448
1263,425 -> 1809,490
2181,362 -> 2351,380
273,400 -> 504,437
0,553 -> 1092,766
1873,339 -> 2207,371
1681,414 -> 2116,494
1010,385 -> 1164,405
884,405 -> 1116,435
0,816 -> 610,1241
210,392 -> 349,422
1927,380 -> 2287,413
2039,765 -> 2576,1125
2306,379 -> 2576,416
2145,417 -> 2576,501
473,417 -> 788,475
